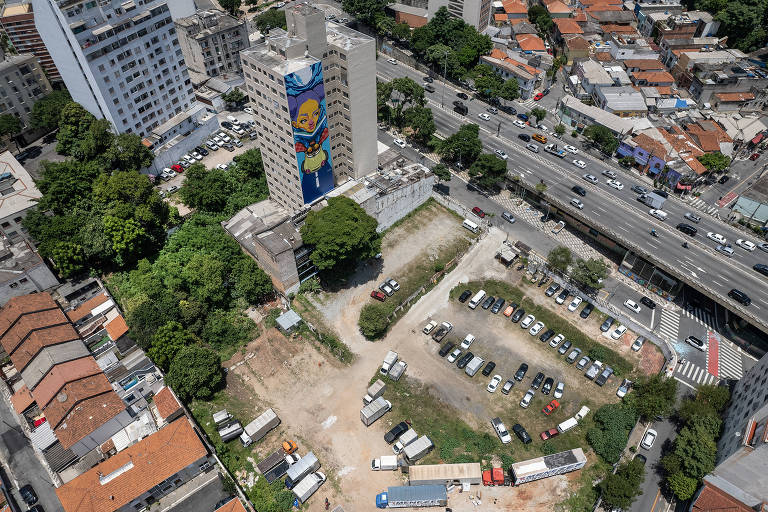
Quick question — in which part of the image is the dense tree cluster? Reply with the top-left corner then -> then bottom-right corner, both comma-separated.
600,458 -> 645,510
30,90 -> 71,132
570,257 -> 608,290
695,0 -> 767,52
583,125 -> 619,155
468,153 -> 508,190
377,78 -> 435,144
587,403 -> 638,463
626,374 -> 678,420
436,123 -> 483,168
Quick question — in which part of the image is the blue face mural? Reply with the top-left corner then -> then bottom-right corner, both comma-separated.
285,62 -> 334,205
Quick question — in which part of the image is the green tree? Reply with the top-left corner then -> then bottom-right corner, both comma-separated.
667,472 -> 698,501
431,163 -> 452,183
221,88 -> 246,106
530,107 -> 547,123
201,309 -> 255,347
378,77 -> 426,128
535,181 -> 547,194
359,304 -> 389,339
583,124 -> 619,155
180,165 -> 231,212
555,123 -> 566,135
677,398 -> 718,425
103,215 -> 148,266
49,240 -> 86,278
342,0 -> 392,25
30,90 -> 71,132
402,106 -> 436,145
468,153 -> 507,189
253,8 -> 286,32
696,384 -> 730,413
102,133 -> 154,172
599,458 -> 645,511
76,118 -> 115,162
0,114 -> 22,151
697,151 -> 730,173
619,156 -> 636,167
471,64 -> 503,99
631,374 -> 677,420
56,101 -> 96,156
300,196 -> 381,276
571,257 -> 608,289
391,22 -> 412,41
375,14 -> 396,35
528,4 -> 553,33
231,258 -> 273,304
674,424 -> 717,480
587,403 -> 638,463
166,345 -> 224,401
547,246 -> 572,273
219,0 -> 242,16
437,123 -> 482,168
148,321 -> 200,371
499,79 -> 520,101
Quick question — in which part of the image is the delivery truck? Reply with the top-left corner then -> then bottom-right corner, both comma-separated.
380,351 -> 399,375
403,435 -> 434,464
465,356 -> 485,377
544,144 -> 566,158
285,452 -> 320,489
371,455 -> 400,471
375,485 -> 448,508
361,397 -> 392,426
393,428 -> 417,454
292,471 -> 326,503
364,379 -> 387,405
388,360 -> 407,381
240,408 -> 280,446
638,193 -> 666,209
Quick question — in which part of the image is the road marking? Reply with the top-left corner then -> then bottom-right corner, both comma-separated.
674,376 -> 697,390
649,488 -> 662,512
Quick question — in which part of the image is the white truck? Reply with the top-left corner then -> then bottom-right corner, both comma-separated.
292,471 -> 326,503
392,428 -> 417,454
403,435 -> 433,464
285,452 -> 320,489
218,422 -> 243,443
465,355 -> 485,377
240,408 -> 281,447
380,351 -> 399,375
371,455 -> 399,471
364,379 -> 387,405
388,360 -> 407,381
638,192 -> 666,209
361,396 -> 392,426
213,409 -> 232,428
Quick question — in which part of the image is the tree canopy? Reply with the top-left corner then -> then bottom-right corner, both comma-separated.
437,123 -> 483,168
583,125 -> 619,155
377,78 -> 427,128
30,90 -> 71,132
547,246 -> 572,273
630,374 -> 677,420
468,153 -> 507,189
148,321 -> 200,371
697,151 -> 731,172
166,345 -> 224,401
587,403 -> 638,463
528,5 -> 553,34
253,8 -> 286,32
696,0 -> 767,52
431,163 -> 452,182
530,107 -> 547,123
600,458 -> 645,510
570,257 -> 608,289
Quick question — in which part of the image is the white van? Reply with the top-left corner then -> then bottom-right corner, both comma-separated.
465,356 -> 485,377
468,290 -> 486,309
649,209 -> 668,221
557,417 -> 578,433
462,219 -> 479,233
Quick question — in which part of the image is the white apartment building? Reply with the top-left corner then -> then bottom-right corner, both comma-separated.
428,0 -> 491,30
32,0 -> 196,137
175,8 -> 248,79
240,3 -> 376,213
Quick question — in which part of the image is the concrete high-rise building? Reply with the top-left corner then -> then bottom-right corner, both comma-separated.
0,52 -> 53,142
0,1 -> 61,82
240,3 -> 376,213
175,8 -> 249,79
31,0 -> 196,136
427,0 -> 492,30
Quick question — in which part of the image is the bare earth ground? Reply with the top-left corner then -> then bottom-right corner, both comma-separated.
222,205 -> 649,511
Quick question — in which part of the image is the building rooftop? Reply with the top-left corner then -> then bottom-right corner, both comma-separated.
31,356 -> 102,409
560,95 -> 635,134
215,498 -> 248,512
0,306 -> 69,356
579,59 -> 613,84
598,85 -> 647,111
153,386 -> 183,421
0,151 -> 41,220
326,21 -> 374,50
546,0 -> 571,13
241,38 -> 319,76
223,200 -> 303,260
11,322 -> 80,371
56,418 -> 208,512
0,239 -> 55,290
632,70 -> 674,83
0,2 -> 33,16
516,33 -> 546,51
174,9 -> 243,40
715,92 -> 755,102
623,58 -> 664,70
65,293 -> 111,323
554,18 -> 584,34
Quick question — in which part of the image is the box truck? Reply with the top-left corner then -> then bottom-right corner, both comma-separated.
403,435 -> 434,464
364,379 -> 387,405
285,452 -> 320,489
393,428 -> 417,454
638,193 -> 665,209
375,485 -> 448,508
380,351 -> 399,375
371,455 -> 400,471
240,408 -> 280,446
361,397 -> 392,426
465,356 -> 485,377
292,471 -> 326,503
218,422 -> 243,442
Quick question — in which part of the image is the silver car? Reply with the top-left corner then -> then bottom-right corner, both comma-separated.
519,389 -> 535,408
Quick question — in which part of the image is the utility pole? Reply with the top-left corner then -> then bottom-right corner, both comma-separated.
497,121 -> 501,137
440,50 -> 449,108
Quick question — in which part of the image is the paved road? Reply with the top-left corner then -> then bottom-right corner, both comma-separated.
377,59 -> 768,335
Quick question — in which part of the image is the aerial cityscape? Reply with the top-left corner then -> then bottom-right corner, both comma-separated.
0,0 -> 765,510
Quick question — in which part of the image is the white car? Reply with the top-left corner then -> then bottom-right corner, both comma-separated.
520,389 -> 535,408
572,159 -> 586,169
582,173 -> 597,184
707,232 -> 726,244
393,138 -> 406,148
736,239 -> 756,251
478,112 -> 491,121
640,428 -> 657,450
226,115 -> 239,124
567,296 -> 583,312
649,209 -> 668,221
447,348 -> 462,363
422,320 -> 437,334
206,141 -> 219,150
387,58 -> 398,65
553,381 -> 565,399
602,169 -> 617,179
611,325 -> 628,340
218,132 -> 231,142
216,163 -> 229,170
623,299 -> 641,314
607,179 -> 624,190
460,334 -> 476,350
495,149 -> 508,160
191,151 -> 203,161
564,145 -> 578,154
549,334 -> 564,348
487,374 -> 502,393
617,379 -> 631,398
513,120 -> 526,129
520,314 -> 535,329
570,198 -> 584,209
244,107 -> 254,114
529,321 -> 545,336
232,126 -> 245,135
492,418 -> 512,443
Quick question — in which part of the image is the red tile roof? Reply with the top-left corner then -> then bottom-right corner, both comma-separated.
588,4 -> 623,11
623,59 -> 664,70
65,293 -> 110,323
601,24 -> 638,34
509,17 -> 529,24
54,389 -> 126,450
632,133 -> 668,160
632,70 -> 674,84
655,86 -> 673,96
502,0 -> 527,14
554,18 -> 583,34
494,13 -> 508,21
56,419 -> 208,512
0,309 -> 70,356
571,11 -> 587,22
105,315 -> 128,341
154,387 -> 183,420
546,0 -> 571,13
715,92 -> 755,102
31,356 -> 102,409
215,499 -> 248,512
489,48 -> 507,60
11,385 -> 34,414
11,323 -> 80,371
43,373 -> 115,428
516,33 -> 546,51
0,293 -> 58,337
565,35 -> 590,49
692,483 -> 755,512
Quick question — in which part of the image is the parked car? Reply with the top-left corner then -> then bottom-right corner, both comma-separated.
541,377 -> 554,395
514,363 -> 529,381
540,428 -> 559,441
566,348 -> 582,364
553,381 -> 565,399
641,429 -> 657,449
438,342 -> 454,357
616,379 -> 631,398
539,329 -> 555,343
481,295 -> 495,309
576,355 -> 591,371
542,399 -> 559,415
512,424 -> 532,444
458,289 -> 472,302
501,379 -> 515,395
487,374 -> 502,393
600,317 -> 615,332
379,282 -> 394,296
386,278 -> 400,291
529,322 -> 545,336
545,283 -> 561,297
384,422 -> 409,444
492,417 -> 512,444
482,361 -> 497,376
558,340 -> 572,355
640,297 -> 656,309
568,296 -> 583,312
447,348 -> 462,363
549,334 -> 564,348
611,325 -> 628,340
580,303 -> 594,318
519,389 -> 535,408
520,315 -> 535,329
531,372 -> 545,389
457,352 -> 474,369
623,299 -> 641,314
511,308 -> 526,323
423,320 -> 437,334
471,206 -> 485,218
19,485 -> 38,506
491,297 -> 506,314
370,290 -> 386,301
555,290 -> 569,304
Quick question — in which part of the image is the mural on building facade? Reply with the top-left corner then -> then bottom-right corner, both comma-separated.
285,62 -> 334,204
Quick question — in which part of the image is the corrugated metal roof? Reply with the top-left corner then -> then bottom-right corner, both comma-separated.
409,463 -> 482,482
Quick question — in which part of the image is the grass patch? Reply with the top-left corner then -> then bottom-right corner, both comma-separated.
293,294 -> 355,364
556,458 -> 610,512
449,279 -> 524,304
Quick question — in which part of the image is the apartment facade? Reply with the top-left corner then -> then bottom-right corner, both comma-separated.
0,52 -> 53,142
0,1 -> 61,82
32,0 -> 195,137
240,3 -> 376,213
175,8 -> 248,78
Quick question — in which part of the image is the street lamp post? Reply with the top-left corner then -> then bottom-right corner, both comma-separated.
440,50 -> 449,108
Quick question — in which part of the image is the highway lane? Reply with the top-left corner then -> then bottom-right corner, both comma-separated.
377,60 -> 768,330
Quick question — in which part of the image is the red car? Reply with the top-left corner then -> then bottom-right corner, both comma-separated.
371,290 -> 386,301
171,164 -> 183,173
540,428 -> 559,441
542,399 -> 560,415
749,153 -> 760,161
533,92 -> 544,101
471,206 -> 485,218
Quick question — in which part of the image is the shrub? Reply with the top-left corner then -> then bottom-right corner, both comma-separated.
359,303 -> 390,339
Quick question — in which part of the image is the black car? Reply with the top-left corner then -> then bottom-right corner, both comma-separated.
719,175 -> 730,184
452,100 -> 464,108
491,297 -> 506,314
676,223 -> 698,236
423,76 -> 434,83
558,340 -> 572,355
539,329 -> 555,343
195,146 -> 209,156
514,363 -> 529,381
518,133 -> 531,142
482,361 -> 496,376
19,485 -> 37,506
512,423 -> 532,444
384,421 -> 409,444
580,303 -> 594,318
640,296 -> 656,309
545,283 -> 561,297
653,189 -> 669,198
531,372 -> 545,389
511,308 -> 526,323
457,352 -> 474,369
457,92 -> 468,100
595,367 -> 614,386
458,289 -> 473,302
481,295 -> 495,309
221,121 -> 233,129
538,275 -> 549,287
541,377 -> 554,395
500,105 -> 517,115
439,342 -> 455,357
555,289 -> 569,303
755,263 -> 768,277
600,317 -> 615,332
28,507 -> 45,512
728,288 -> 751,305
571,185 -> 587,196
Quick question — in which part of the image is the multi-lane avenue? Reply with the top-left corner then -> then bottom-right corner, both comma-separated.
377,59 -> 768,335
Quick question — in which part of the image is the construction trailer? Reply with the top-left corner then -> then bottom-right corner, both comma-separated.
509,448 -> 587,485
407,463 -> 482,486
376,485 -> 448,508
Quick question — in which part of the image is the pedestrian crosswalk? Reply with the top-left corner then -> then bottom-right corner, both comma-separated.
683,307 -> 718,330
675,360 -> 719,386
687,197 -> 720,216
656,308 -> 680,342
716,338 -> 744,379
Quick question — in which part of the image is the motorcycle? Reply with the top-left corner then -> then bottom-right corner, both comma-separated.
650,229 -> 658,237
682,242 -> 688,248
